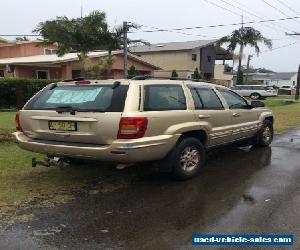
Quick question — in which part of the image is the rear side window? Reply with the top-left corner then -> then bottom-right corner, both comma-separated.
144,85 -> 186,111
24,85 -> 128,112
251,86 -> 264,90
217,88 -> 248,109
189,87 -> 223,110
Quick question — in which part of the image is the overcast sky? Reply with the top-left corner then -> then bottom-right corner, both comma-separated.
1,0 -> 300,72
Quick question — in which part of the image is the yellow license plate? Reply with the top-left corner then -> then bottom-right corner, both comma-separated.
49,121 -> 77,131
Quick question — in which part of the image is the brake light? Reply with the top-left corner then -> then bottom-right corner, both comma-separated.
15,112 -> 22,131
117,117 -> 148,139
75,80 -> 91,85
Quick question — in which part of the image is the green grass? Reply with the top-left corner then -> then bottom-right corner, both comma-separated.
0,112 -> 132,223
0,141 -> 132,223
0,112 -> 15,142
0,112 -> 15,131
265,100 -> 300,133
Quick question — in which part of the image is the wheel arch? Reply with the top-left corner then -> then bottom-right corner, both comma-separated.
177,130 -> 208,147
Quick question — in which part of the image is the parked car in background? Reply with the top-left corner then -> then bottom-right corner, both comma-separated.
14,78 -> 274,180
278,85 -> 296,95
279,85 -> 295,91
231,85 -> 277,99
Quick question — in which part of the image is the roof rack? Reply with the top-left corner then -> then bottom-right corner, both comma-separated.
131,75 -> 212,83
62,77 -> 86,82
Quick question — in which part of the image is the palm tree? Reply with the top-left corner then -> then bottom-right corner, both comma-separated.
217,27 -> 272,83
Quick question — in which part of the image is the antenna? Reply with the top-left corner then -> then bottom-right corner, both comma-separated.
241,14 -> 244,29
80,5 -> 83,18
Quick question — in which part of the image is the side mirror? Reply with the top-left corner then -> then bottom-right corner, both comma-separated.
251,100 -> 265,108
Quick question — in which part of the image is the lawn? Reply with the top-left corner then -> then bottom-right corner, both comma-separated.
0,112 -> 132,223
0,99 -> 299,222
262,98 -> 300,133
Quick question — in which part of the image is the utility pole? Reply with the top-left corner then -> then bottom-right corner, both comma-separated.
296,65 -> 300,100
245,55 -> 253,84
123,21 -> 128,79
286,32 -> 300,100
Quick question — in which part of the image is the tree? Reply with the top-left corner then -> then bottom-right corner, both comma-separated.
192,68 -> 201,80
34,11 -> 112,56
33,11 -> 142,78
217,27 -> 272,84
257,67 -> 274,73
171,69 -> 178,78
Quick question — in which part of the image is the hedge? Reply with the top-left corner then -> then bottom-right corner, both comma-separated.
0,78 -> 60,109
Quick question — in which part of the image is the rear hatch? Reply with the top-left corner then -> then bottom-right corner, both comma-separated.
19,82 -> 129,145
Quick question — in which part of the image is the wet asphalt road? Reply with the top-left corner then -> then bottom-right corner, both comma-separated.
1,129 -> 300,250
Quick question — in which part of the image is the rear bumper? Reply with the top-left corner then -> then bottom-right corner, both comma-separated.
13,132 -> 179,163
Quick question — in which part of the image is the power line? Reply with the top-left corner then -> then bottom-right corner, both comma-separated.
259,41 -> 300,54
261,0 -> 300,25
231,0 -> 297,33
134,16 -> 300,34
140,25 -> 218,39
221,0 -> 296,34
274,0 -> 300,15
2,16 -> 300,38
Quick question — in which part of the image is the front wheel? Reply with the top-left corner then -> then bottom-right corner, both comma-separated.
170,137 -> 206,180
250,92 -> 261,100
254,120 -> 274,147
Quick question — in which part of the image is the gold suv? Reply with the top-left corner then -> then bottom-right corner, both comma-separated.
14,78 -> 274,180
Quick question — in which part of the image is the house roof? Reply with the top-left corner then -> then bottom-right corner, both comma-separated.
130,39 -> 217,53
270,72 -> 297,80
0,50 -> 161,69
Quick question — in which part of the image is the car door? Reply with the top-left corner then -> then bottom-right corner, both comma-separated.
217,88 -> 260,141
188,85 -> 233,147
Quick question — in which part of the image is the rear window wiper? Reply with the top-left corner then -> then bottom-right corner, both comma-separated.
55,105 -> 78,115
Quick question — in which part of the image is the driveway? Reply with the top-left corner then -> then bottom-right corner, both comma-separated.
1,129 -> 300,250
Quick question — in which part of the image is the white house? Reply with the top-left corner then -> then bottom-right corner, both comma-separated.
234,72 -> 298,87
269,72 -> 297,88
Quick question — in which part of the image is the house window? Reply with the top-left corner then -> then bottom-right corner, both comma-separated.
36,70 -> 49,79
0,70 -> 4,77
207,56 -> 212,62
192,54 -> 197,61
72,70 -> 82,79
44,48 -> 58,55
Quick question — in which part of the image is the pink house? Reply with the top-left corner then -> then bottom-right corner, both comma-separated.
0,39 -> 159,79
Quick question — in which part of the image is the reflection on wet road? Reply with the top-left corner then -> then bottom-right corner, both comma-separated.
1,129 -> 300,250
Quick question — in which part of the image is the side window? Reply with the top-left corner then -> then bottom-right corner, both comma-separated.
144,85 -> 186,111
218,88 -> 248,109
190,87 -> 223,110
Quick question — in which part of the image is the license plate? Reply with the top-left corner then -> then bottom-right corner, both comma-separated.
49,121 -> 77,131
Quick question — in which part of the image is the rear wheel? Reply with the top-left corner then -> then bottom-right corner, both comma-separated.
254,120 -> 273,147
169,137 -> 205,180
250,92 -> 261,100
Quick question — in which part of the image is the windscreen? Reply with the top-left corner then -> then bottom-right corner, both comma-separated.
24,85 -> 128,112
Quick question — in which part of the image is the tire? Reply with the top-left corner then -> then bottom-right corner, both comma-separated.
168,137 -> 206,180
250,92 -> 261,100
254,120 -> 274,147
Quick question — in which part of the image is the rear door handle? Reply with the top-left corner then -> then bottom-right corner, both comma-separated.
198,114 -> 211,119
232,113 -> 240,117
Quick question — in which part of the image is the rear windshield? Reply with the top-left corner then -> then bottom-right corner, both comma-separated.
24,85 -> 128,112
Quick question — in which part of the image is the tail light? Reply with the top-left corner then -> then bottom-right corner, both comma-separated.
15,112 -> 23,131
117,117 -> 148,139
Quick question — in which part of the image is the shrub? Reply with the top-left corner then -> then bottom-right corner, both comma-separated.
171,70 -> 178,78
0,78 -> 60,109
191,68 -> 201,80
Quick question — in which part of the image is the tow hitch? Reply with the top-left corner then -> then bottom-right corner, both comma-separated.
32,157 -> 69,168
